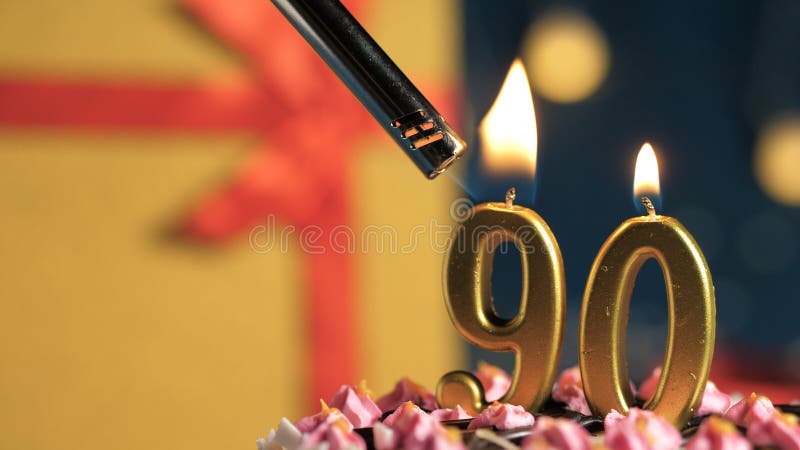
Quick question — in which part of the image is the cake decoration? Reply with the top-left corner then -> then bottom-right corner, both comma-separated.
376,402 -> 466,450
258,376 -> 800,450
431,405 -> 473,422
377,378 -> 439,413
746,409 -> 800,449
259,404 -> 366,450
521,416 -> 591,450
724,393 -> 775,428
467,402 -> 535,431
435,184 -> 565,415
685,416 -> 751,450
372,423 -> 396,450
475,363 -> 513,403
604,408 -> 682,450
695,383 -> 733,417
302,419 -> 367,450
257,418 -> 303,450
639,367 -> 732,417
551,366 -> 592,416
298,403 -> 367,450
382,402 -> 427,427
328,382 -> 383,428
294,401 -> 343,432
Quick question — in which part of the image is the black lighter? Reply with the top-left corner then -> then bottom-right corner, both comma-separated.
272,0 -> 467,179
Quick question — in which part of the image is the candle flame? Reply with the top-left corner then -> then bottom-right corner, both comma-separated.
479,58 -> 538,179
633,142 -> 660,200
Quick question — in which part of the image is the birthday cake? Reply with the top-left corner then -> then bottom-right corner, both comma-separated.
256,363 -> 800,450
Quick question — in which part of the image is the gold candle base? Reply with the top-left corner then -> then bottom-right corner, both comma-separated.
437,190 -> 565,414
579,215 -> 715,427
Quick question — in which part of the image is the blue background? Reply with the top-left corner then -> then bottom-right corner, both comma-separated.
460,0 -> 800,381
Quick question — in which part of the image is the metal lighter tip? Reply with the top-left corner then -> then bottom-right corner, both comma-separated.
392,110 -> 466,178
272,0 -> 467,180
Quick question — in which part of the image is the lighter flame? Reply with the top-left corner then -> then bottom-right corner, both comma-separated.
479,58 -> 538,178
633,142 -> 660,199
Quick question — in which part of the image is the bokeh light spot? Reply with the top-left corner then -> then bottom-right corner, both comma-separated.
755,115 -> 800,207
522,9 -> 610,103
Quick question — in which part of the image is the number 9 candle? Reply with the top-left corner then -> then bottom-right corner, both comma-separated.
579,143 -> 716,427
436,60 -> 565,415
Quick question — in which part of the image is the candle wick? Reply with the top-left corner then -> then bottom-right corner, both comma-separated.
641,196 -> 657,218
505,187 -> 516,207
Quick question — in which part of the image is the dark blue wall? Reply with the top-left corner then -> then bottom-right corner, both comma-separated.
462,0 -> 800,380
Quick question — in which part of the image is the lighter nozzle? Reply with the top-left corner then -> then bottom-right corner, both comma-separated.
391,110 -> 466,179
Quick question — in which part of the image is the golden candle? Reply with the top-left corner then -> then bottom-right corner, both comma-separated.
578,143 -> 716,427
437,188 -> 565,414
436,60 -> 565,415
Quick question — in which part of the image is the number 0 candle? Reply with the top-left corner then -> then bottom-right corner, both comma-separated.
436,60 -> 565,414
579,143 -> 716,427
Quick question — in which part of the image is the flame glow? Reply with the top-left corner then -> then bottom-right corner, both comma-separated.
479,58 -> 538,178
633,142 -> 660,199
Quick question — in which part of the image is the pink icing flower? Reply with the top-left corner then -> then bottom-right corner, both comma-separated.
697,382 -> 733,417
294,404 -> 351,434
382,402 -> 428,427
430,405 -> 473,422
747,410 -> 800,450
293,406 -> 366,450
328,382 -> 382,428
467,402 -> 535,430
604,408 -> 682,450
521,416 -> 591,450
686,416 -> 751,450
639,367 -> 731,417
303,422 -> 366,450
474,363 -> 512,403
724,393 -> 775,427
552,366 -> 592,416
377,378 -> 439,413
373,423 -> 397,450
377,402 -> 466,450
